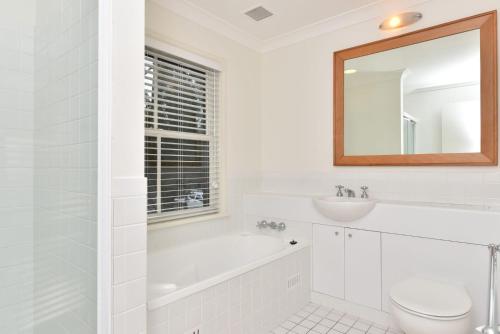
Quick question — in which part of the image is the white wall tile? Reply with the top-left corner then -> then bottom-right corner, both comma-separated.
114,224 -> 147,256
111,178 -> 147,333
113,196 -> 147,227
114,305 -> 147,334
114,278 -> 147,314
244,194 -> 500,245
113,251 -> 147,285
0,5 -> 35,333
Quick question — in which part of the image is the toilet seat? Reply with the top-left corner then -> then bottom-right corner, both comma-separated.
390,278 -> 472,319
391,299 -> 470,321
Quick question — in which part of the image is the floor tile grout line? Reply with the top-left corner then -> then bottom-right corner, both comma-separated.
273,302 -> 399,334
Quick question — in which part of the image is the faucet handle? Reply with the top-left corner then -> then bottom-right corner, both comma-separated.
256,220 -> 268,229
335,185 -> 344,197
360,186 -> 369,199
277,222 -> 286,231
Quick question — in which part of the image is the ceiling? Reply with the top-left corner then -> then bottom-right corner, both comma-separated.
169,0 -> 380,40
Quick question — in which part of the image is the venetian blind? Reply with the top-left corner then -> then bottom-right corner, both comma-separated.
144,46 -> 220,222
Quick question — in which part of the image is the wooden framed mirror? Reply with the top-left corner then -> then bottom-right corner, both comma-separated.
334,11 -> 497,166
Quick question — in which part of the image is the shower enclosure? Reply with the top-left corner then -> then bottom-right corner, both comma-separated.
1,1 -> 99,333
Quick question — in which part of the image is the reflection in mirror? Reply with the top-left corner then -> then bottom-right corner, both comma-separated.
344,29 -> 481,156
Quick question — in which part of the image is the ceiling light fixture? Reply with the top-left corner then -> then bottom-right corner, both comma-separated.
344,69 -> 357,74
379,12 -> 422,30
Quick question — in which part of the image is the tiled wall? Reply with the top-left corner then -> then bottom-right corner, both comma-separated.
111,178 -> 148,334
148,246 -> 311,334
0,4 -> 35,333
261,169 -> 500,208
33,0 -> 98,333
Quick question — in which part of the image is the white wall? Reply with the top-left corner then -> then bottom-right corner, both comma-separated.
345,71 -> 403,155
442,100 -> 481,153
404,84 -> 480,154
260,0 -> 500,206
145,0 -> 262,245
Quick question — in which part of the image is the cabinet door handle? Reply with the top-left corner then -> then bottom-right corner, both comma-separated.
348,233 -> 352,238
335,231 -> 339,236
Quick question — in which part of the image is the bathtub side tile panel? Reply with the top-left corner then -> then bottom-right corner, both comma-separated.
147,246 -> 311,334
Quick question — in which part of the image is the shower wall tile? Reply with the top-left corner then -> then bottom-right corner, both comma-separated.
0,7 -> 34,333
33,0 -> 99,333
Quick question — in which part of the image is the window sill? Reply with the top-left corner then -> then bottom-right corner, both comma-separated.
147,212 -> 229,231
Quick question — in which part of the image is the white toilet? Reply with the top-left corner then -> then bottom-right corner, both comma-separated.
390,278 -> 472,334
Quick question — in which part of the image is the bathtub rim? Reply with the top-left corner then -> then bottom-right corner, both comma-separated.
147,236 -> 310,310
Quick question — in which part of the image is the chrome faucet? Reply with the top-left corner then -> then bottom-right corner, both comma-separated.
360,186 -> 369,199
344,188 -> 356,198
335,185 -> 344,197
277,222 -> 286,231
256,220 -> 268,229
256,220 -> 286,231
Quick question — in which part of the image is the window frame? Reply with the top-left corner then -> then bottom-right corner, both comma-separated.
145,38 -> 227,227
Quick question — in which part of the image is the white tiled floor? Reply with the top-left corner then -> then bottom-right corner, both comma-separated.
270,303 -> 403,334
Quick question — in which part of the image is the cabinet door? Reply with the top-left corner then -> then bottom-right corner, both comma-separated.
312,224 -> 344,298
345,228 -> 381,309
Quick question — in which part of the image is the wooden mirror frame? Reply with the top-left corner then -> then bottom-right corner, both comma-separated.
334,11 -> 498,166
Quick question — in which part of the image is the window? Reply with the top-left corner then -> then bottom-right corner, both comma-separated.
144,46 -> 220,222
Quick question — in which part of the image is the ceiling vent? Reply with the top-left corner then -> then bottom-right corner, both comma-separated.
245,6 -> 273,21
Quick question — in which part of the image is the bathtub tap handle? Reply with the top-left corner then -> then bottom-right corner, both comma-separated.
277,222 -> 287,231
256,220 -> 268,229
269,221 -> 277,229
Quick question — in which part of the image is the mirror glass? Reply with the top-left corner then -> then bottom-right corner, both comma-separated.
344,29 -> 481,156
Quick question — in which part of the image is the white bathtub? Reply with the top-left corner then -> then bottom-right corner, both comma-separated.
147,233 -> 308,310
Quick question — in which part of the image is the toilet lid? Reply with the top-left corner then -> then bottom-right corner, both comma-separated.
390,278 -> 472,318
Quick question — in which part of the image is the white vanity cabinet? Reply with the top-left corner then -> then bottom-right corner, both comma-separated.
312,224 -> 382,310
345,228 -> 382,310
312,224 -> 345,299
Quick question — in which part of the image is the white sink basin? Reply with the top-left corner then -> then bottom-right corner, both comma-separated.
313,196 -> 376,222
